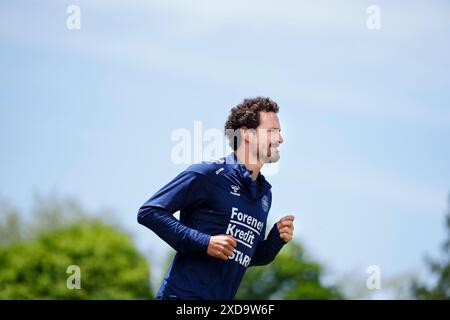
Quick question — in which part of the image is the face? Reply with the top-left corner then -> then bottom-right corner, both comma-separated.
250,111 -> 284,164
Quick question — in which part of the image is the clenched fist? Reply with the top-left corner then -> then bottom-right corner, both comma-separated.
207,234 -> 237,261
276,215 -> 295,242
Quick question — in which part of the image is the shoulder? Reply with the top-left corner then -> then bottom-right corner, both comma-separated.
186,159 -> 226,178
185,157 -> 233,179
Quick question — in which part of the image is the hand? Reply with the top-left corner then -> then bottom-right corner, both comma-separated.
276,215 -> 295,242
207,235 -> 237,261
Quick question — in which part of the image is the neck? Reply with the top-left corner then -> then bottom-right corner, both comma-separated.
235,147 -> 263,181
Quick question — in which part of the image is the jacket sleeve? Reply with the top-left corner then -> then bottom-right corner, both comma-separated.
249,223 -> 286,266
137,170 -> 211,254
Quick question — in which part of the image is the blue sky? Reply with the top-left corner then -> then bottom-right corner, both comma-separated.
1,1 -> 449,298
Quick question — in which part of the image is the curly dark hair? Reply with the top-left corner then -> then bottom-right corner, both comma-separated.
225,97 -> 279,151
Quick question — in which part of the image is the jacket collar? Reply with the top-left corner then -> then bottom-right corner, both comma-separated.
225,153 -> 272,196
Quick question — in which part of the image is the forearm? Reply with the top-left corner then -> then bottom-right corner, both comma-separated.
249,223 -> 286,266
138,206 -> 210,254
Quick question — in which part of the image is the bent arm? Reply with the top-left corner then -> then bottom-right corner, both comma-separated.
138,206 -> 210,253
249,223 -> 286,266
137,170 -> 211,254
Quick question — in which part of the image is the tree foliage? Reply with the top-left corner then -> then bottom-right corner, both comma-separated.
0,196 -> 153,299
412,195 -> 450,299
236,241 -> 342,299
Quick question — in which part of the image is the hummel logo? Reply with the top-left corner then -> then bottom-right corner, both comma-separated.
215,168 -> 224,175
230,185 -> 240,197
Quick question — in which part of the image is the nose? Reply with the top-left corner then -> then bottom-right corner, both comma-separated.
279,133 -> 284,144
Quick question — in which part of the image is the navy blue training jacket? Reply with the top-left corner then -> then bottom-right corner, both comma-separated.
137,153 -> 286,299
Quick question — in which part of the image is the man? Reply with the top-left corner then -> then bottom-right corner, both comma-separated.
137,97 -> 295,300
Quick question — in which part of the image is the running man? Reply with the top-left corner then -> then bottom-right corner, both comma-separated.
137,97 -> 295,299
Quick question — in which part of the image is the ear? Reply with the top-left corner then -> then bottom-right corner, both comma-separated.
240,126 -> 249,143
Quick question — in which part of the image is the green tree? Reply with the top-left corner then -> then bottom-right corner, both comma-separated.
412,195 -> 450,299
0,196 -> 23,246
236,242 -> 342,299
0,196 -> 153,299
